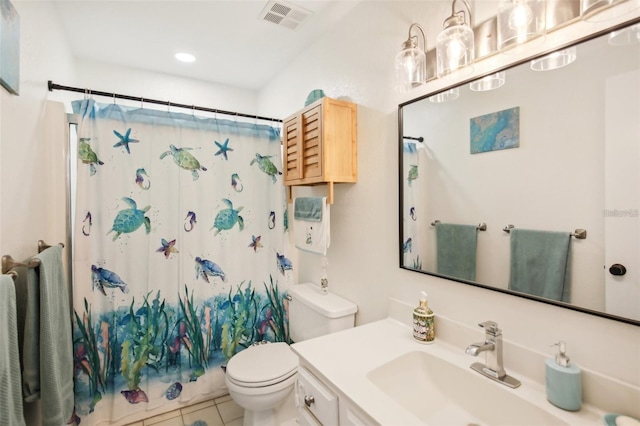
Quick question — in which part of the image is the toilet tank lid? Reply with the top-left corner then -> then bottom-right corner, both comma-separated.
288,283 -> 357,318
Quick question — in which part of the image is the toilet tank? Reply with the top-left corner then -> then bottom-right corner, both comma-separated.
288,283 -> 357,343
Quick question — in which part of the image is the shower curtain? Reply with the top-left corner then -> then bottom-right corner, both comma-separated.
71,99 -> 292,425
402,141 -> 427,270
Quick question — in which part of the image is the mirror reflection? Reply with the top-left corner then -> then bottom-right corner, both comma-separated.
400,21 -> 640,324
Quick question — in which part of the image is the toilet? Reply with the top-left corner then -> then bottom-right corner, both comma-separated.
224,283 -> 357,426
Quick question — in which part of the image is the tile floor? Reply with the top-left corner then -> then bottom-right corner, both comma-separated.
125,395 -> 244,426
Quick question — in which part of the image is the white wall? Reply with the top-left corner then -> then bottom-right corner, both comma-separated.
2,0 -> 639,422
70,58 -> 259,117
0,2 -> 76,424
258,0 -> 640,416
1,0 -> 74,260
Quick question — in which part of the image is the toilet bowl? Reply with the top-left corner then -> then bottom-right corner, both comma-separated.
224,342 -> 298,426
224,283 -> 357,426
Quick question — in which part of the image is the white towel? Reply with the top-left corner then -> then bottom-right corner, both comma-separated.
0,274 -> 26,426
294,197 -> 330,255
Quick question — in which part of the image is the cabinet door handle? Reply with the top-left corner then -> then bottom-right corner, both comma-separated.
304,395 -> 315,407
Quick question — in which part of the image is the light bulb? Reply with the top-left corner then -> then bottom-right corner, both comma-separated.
447,39 -> 465,69
509,3 -> 533,29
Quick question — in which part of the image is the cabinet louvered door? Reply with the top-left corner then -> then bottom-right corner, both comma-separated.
283,116 -> 301,183
282,97 -> 357,203
301,105 -> 323,180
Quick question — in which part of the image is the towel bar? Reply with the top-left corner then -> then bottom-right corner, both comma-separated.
1,255 -> 41,274
38,240 -> 64,253
431,220 -> 487,231
502,225 -> 587,240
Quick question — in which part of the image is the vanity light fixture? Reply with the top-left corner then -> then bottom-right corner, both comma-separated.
469,71 -> 506,91
436,0 -> 475,79
608,23 -> 640,45
395,23 -> 428,93
530,47 -> 577,71
497,0 -> 546,52
428,87 -> 460,103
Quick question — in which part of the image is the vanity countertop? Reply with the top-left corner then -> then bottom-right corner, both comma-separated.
291,317 -> 605,426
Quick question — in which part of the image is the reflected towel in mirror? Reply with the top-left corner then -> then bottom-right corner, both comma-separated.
435,223 -> 478,281
508,229 -> 571,303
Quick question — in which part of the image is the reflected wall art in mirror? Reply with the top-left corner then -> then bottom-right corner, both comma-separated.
399,18 -> 640,325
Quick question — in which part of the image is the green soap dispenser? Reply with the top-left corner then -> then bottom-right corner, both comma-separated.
545,341 -> 582,411
412,291 -> 435,344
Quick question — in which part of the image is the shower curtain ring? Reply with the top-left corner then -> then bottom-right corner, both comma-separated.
192,105 -> 195,116
113,93 -> 116,104
141,97 -> 144,109
84,87 -> 88,100
167,101 -> 171,113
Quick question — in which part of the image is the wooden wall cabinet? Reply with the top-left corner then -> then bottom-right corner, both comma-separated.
282,97 -> 357,203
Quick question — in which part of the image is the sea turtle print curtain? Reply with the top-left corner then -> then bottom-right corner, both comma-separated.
71,99 -> 292,425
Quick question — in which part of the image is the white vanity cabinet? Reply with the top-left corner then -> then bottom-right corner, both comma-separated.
296,363 -> 376,426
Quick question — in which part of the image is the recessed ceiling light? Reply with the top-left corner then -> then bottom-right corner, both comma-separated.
175,52 -> 196,63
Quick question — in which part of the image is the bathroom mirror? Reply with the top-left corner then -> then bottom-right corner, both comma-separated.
399,19 -> 640,325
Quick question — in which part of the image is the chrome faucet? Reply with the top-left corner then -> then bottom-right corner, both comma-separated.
465,321 -> 521,388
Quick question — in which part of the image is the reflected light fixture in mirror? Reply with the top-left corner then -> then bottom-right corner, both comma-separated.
395,23 -> 427,93
175,52 -> 196,63
608,22 -> 640,45
497,0 -> 546,52
429,87 -> 460,102
530,46 -> 577,71
436,0 -> 475,78
469,71 -> 506,91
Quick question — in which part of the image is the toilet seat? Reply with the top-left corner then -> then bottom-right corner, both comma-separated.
226,342 -> 298,388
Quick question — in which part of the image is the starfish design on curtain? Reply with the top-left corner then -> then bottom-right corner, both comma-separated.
113,128 -> 139,154
214,138 -> 233,161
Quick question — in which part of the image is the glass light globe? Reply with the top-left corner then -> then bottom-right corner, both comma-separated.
436,22 -> 474,78
429,88 -> 460,103
395,47 -> 426,92
469,72 -> 506,91
581,0 -> 627,22
497,0 -> 546,52
530,47 -> 577,71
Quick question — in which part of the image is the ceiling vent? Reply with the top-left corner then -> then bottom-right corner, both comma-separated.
259,0 -> 312,30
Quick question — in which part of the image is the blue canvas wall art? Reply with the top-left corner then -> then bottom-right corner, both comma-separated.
0,0 -> 19,95
470,106 -> 520,154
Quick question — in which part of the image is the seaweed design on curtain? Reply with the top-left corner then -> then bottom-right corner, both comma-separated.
71,99 -> 292,424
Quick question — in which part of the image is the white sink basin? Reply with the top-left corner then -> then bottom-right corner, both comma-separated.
367,350 -> 568,426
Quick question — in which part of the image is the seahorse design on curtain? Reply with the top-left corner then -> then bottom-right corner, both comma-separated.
71,99 -> 292,425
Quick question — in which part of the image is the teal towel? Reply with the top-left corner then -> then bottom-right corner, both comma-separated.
294,197 -> 323,222
22,265 -> 40,402
435,223 -> 478,281
508,229 -> 571,303
0,275 -> 26,426
11,265 -> 29,373
31,246 -> 74,426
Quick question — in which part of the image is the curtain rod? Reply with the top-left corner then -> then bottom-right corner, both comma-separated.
48,80 -> 283,123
